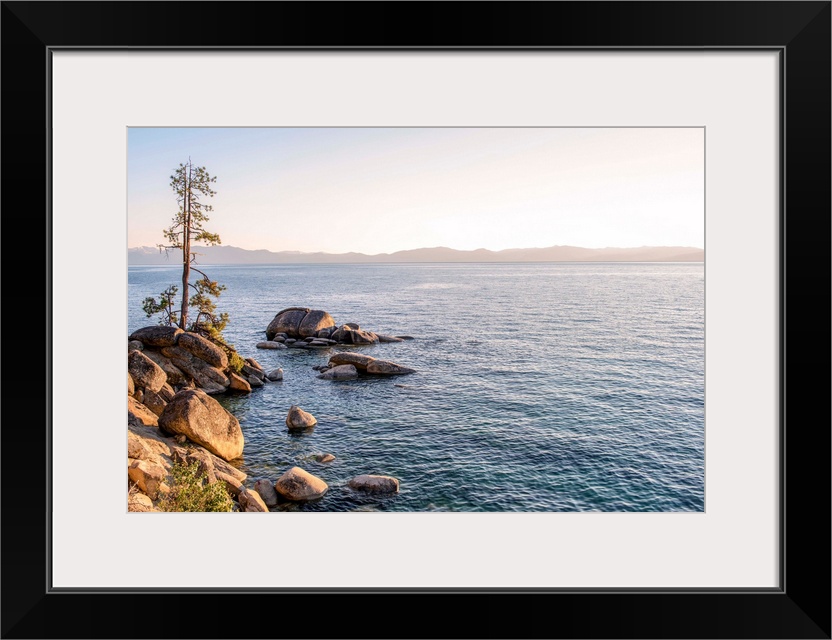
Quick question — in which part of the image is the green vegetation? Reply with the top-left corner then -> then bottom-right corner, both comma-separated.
158,460 -> 234,512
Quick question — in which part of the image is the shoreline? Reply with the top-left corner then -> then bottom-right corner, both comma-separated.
127,307 -> 410,512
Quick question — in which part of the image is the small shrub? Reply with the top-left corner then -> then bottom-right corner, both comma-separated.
191,325 -> 246,375
228,351 -> 247,375
158,460 -> 233,512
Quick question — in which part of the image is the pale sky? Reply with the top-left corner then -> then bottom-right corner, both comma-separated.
128,127 -> 704,254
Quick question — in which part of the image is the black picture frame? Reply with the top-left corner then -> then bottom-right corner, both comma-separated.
2,2 -> 829,638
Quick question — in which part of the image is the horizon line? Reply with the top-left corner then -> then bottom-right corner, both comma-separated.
128,242 -> 706,255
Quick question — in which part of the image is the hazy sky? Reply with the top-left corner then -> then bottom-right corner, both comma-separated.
128,127 -> 704,254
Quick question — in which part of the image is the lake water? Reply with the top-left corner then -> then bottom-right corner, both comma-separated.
128,262 -> 704,512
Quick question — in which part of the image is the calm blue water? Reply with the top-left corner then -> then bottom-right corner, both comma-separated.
128,262 -> 704,512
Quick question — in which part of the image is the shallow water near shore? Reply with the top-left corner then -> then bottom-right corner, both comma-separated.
128,262 -> 704,512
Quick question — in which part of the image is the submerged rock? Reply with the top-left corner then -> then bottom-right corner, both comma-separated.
256,341 -> 287,350
286,405 -> 317,430
266,368 -> 284,381
376,334 -> 405,343
348,474 -> 400,494
315,453 -> 336,463
366,360 -> 416,376
274,467 -> 328,501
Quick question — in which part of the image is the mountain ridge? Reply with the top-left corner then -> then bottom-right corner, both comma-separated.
128,244 -> 704,265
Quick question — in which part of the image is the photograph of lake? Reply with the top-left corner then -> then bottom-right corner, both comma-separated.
127,127 -> 704,513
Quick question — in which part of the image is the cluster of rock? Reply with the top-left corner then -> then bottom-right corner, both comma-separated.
129,325 -> 282,395
127,319 -> 404,512
257,307 -> 412,350
127,385 -> 250,511
128,324 -> 269,512
129,388 -> 400,512
314,352 -> 416,379
246,404 -> 401,502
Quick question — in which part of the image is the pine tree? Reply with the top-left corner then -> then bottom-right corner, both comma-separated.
143,159 -> 227,336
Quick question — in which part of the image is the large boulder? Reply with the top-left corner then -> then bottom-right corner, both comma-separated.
177,332 -> 228,369
286,405 -> 317,430
158,390 -> 244,461
366,360 -> 416,376
318,364 -> 358,380
128,350 -> 167,393
328,352 -> 376,371
274,467 -> 328,501
298,310 -> 336,338
266,307 -> 310,340
348,474 -> 400,493
160,346 -> 230,394
129,325 -> 183,347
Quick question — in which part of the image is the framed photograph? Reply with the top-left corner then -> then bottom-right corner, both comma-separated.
3,2 -> 829,638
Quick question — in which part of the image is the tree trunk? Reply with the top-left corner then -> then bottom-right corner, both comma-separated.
179,163 -> 191,329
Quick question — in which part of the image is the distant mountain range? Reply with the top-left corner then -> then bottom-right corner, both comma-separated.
128,244 -> 704,265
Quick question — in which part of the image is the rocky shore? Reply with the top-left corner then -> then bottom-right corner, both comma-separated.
127,307 -> 409,512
